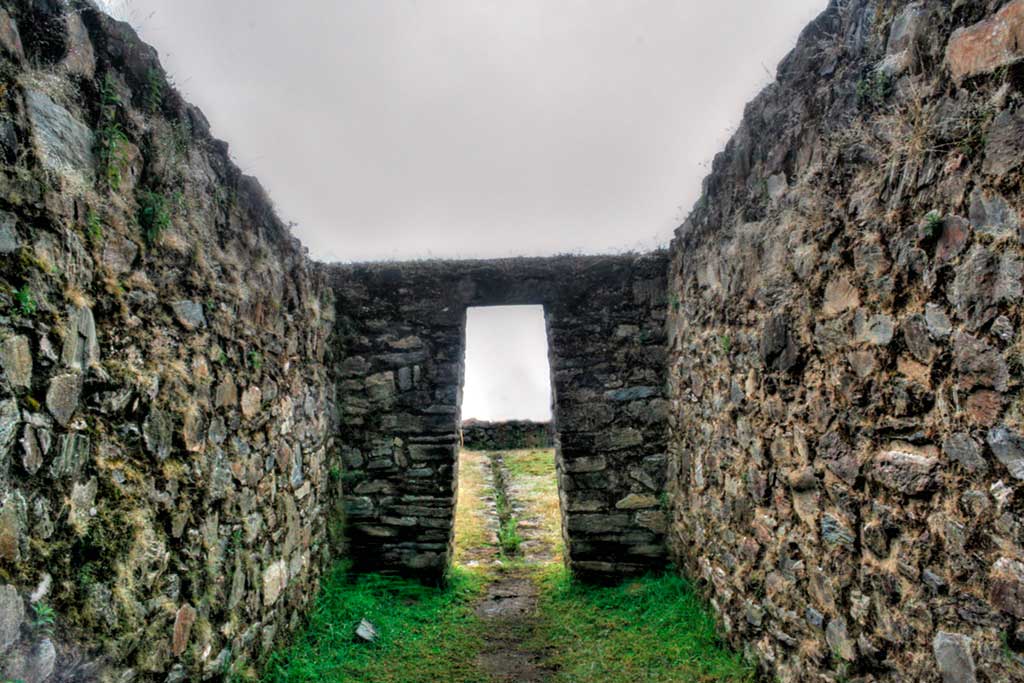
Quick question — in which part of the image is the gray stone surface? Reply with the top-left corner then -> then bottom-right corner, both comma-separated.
932,632 -> 976,683
61,306 -> 98,371
986,427 -> 1024,480
942,433 -> 987,474
1,335 -> 32,388
171,300 -> 207,330
870,448 -> 939,495
0,211 -> 19,253
461,419 -> 553,450
0,584 -> 23,654
983,109 -> 1024,178
45,372 -> 81,427
49,433 -> 90,479
0,8 -> 23,61
24,89 -> 95,177
970,188 -> 1021,240
101,232 -> 138,275
0,398 -> 20,460
262,560 -> 288,606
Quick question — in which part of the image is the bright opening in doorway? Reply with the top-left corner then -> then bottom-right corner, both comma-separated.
462,305 -> 552,421
455,305 -> 562,568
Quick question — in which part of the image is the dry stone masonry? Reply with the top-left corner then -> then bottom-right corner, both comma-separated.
328,256 -> 670,583
461,419 -> 554,451
666,0 -> 1024,681
0,2 -> 340,680
1,0 -> 1024,681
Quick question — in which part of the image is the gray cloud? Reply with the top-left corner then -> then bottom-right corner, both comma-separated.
102,0 -> 824,418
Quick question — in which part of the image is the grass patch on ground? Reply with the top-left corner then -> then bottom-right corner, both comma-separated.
530,565 -> 757,683
502,449 -> 562,562
503,448 -> 556,478
261,564 -> 488,683
454,450 -> 492,562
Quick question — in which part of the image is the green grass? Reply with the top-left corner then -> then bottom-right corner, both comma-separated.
14,285 -> 36,316
497,515 -> 523,555
530,565 -> 757,683
138,190 -> 171,246
266,447 -> 751,683
503,448 -> 555,478
261,564 -> 488,683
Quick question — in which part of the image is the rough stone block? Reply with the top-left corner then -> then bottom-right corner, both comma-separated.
262,560 -> 289,607
933,631 -> 977,683
562,455 -> 607,473
614,493 -> 659,510
0,335 -> 31,388
946,0 -> 1024,83
0,584 -> 23,654
986,426 -> 1024,480
25,89 -> 95,178
46,372 -> 82,427
870,447 -> 939,495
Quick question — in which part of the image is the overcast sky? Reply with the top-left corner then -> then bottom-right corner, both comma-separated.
464,306 -> 551,421
100,0 -> 823,419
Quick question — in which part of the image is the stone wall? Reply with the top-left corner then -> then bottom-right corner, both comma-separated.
8,0 -> 1024,681
0,2 -> 339,681
328,254 -> 670,582
461,419 -> 554,451
666,0 -> 1024,681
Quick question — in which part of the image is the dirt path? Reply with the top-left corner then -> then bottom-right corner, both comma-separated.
461,450 -> 558,682
474,568 -> 552,682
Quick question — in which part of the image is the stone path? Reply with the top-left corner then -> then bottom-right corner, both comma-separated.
461,450 -> 559,682
474,569 -> 552,682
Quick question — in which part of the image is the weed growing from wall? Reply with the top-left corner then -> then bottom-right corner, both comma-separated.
86,210 -> 104,246
145,68 -> 164,114
97,75 -> 129,191
137,191 -> 170,246
856,69 -> 893,106
14,285 -> 36,316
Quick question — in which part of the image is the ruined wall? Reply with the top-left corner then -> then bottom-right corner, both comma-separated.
666,1 -> 1024,681
0,2 -> 340,681
329,254 -> 669,582
460,419 -> 554,451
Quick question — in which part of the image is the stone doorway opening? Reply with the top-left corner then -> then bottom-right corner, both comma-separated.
455,305 -> 564,568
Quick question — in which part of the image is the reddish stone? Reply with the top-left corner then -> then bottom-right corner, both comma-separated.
935,217 -> 970,263
171,604 -> 197,657
964,390 -> 1004,426
946,0 -> 1024,83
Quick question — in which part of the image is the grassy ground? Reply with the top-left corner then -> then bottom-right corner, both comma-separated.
529,564 -> 756,683
260,564 -> 487,683
502,449 -> 563,562
454,449 -> 494,564
262,448 -> 756,683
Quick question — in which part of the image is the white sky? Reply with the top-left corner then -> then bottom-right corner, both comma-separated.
99,0 -> 824,418
463,306 -> 551,421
